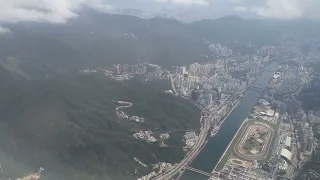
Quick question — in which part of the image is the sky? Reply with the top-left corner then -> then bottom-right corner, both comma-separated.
0,0 -> 320,31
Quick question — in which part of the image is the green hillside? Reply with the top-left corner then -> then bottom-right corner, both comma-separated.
0,69 -> 200,180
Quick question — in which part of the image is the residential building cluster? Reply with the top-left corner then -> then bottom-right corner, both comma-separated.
218,163 -> 270,180
133,130 -> 157,143
137,162 -> 174,180
251,98 -> 279,124
81,63 -> 164,81
268,63 -> 310,95
134,157 -> 148,168
113,64 -> 147,75
174,60 -> 247,97
308,110 -> 320,123
207,99 -> 233,126
173,52 -> 272,100
82,69 -> 97,73
295,113 -> 315,157
229,55 -> 268,75
209,44 -> 233,57
205,73 -> 247,94
116,110 -> 129,119
170,49 -> 276,133
257,46 -> 276,56
183,131 -> 198,151
159,133 -> 170,141
116,111 -> 145,123
130,116 -> 145,123
188,63 -> 215,75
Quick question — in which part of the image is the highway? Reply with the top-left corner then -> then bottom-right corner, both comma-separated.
154,112 -> 210,180
154,70 -> 210,180
165,69 -> 178,95
154,58 -> 277,180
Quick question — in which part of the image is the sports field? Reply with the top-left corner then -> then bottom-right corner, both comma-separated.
215,119 -> 278,171
233,122 -> 274,161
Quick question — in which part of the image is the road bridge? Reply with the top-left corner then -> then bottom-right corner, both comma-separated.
250,86 -> 265,92
185,166 -> 213,177
154,114 -> 210,180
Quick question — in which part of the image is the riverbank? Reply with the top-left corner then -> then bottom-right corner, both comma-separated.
213,119 -> 248,172
179,62 -> 279,180
217,99 -> 241,127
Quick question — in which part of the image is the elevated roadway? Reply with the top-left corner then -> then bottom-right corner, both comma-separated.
185,166 -> 213,177
154,113 -> 210,180
154,70 -> 210,180
165,69 -> 178,95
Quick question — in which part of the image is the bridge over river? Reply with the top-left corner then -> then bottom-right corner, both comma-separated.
185,166 -> 213,177
179,62 -> 279,180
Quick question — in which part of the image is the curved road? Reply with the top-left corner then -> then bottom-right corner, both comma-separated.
116,101 -> 133,111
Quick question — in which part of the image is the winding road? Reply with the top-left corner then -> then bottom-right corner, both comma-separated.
116,101 -> 132,111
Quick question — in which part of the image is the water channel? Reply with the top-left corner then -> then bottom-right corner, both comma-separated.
180,62 -> 279,180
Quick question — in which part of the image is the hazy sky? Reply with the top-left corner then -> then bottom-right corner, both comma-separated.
0,0 -> 320,27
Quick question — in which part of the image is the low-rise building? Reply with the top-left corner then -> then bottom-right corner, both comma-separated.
280,148 -> 293,163
284,136 -> 292,149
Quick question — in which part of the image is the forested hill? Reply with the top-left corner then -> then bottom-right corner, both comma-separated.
2,10 -> 320,76
0,68 -> 201,180
1,9 -> 320,179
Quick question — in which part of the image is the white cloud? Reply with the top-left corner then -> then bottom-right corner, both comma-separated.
234,6 -> 247,12
172,0 -> 209,6
1,0 -> 320,22
0,0 -> 113,24
153,0 -> 169,3
256,0 -> 320,19
0,26 -> 11,34
154,0 -> 210,6
87,0 -> 113,12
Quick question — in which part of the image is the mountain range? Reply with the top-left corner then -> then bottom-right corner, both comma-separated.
1,9 -> 320,78
1,8 -> 320,180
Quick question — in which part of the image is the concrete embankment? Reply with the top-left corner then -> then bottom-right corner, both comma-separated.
213,119 -> 247,172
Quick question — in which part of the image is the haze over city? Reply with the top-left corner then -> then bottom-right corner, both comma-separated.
1,0 -> 320,180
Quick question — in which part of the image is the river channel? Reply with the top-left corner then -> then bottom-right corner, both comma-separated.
180,61 -> 279,180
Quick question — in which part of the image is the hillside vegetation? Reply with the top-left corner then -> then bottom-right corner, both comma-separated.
2,11 -> 320,77
0,69 -> 200,180
1,9 -> 320,179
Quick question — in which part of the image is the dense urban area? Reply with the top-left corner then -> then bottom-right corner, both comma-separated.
81,40 -> 320,180
1,6 -> 320,180
17,41 -> 318,180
